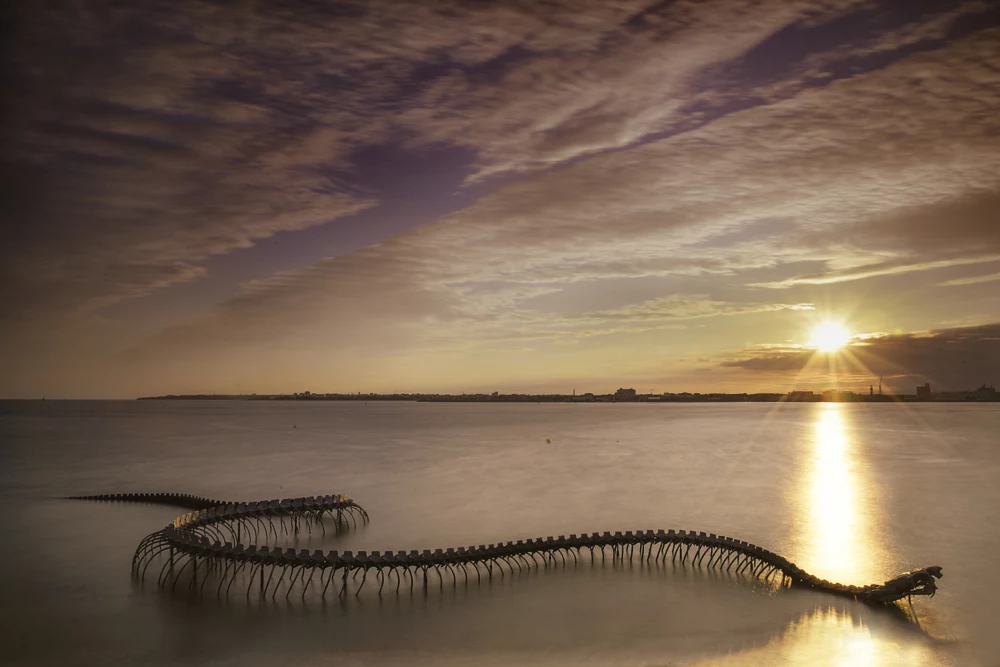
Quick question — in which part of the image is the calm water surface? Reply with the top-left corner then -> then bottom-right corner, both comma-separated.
1,401 -> 998,666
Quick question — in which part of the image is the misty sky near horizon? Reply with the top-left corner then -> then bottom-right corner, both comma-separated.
2,0 -> 1000,398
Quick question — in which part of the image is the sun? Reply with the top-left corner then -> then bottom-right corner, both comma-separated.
809,321 -> 852,353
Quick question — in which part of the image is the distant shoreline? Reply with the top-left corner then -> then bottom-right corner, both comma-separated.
136,391 -> 999,403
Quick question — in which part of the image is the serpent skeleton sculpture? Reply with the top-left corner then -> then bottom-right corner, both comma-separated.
70,492 -> 943,606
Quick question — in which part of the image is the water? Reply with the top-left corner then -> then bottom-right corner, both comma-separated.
1,400 -> 998,666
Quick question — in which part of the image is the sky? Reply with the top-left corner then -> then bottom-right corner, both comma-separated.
2,0 -> 1000,398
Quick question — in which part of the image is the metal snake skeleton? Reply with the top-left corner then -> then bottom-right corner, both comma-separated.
70,492 -> 943,605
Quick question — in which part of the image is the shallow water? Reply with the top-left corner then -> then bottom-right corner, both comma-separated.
1,400 -> 998,666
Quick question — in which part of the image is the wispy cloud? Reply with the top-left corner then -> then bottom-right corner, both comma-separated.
940,272 -> 1000,287
752,256 -> 1000,288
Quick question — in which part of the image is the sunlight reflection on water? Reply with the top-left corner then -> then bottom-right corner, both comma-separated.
801,403 -> 880,584
697,606 -> 949,667
692,404 -> 954,667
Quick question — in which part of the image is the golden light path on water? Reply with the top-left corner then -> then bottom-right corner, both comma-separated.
695,404 -> 949,667
803,403 -> 875,585
695,606 -> 942,667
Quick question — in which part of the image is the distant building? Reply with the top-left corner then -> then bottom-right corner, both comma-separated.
747,393 -> 783,402
972,383 -> 997,400
822,390 -> 856,402
787,390 -> 816,402
491,391 -> 499,398
614,387 -> 637,400
938,383 -> 998,402
916,383 -> 931,401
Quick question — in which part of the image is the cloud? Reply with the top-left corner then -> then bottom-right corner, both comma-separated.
752,256 -> 1000,288
576,297 -> 814,324
940,272 -> 1000,287
5,0 -> 995,333
719,323 -> 1000,391
1,10 -> 380,327
756,190 -> 1000,288
466,296 -> 814,348
403,0 -> 876,176
118,24 -> 1000,371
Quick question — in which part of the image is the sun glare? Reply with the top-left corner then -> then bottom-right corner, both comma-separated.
810,321 -> 852,353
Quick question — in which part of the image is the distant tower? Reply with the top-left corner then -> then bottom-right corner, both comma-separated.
870,385 -> 874,396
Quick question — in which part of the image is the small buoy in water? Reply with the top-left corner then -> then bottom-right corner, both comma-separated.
546,438 -> 551,444
293,425 -> 297,429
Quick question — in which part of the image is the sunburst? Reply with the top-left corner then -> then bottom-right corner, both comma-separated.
809,321 -> 852,353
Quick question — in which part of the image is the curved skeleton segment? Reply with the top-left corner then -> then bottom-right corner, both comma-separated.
73,493 -> 942,604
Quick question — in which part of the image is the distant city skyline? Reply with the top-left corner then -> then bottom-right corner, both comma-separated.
136,380 -> 998,404
3,2 -> 1000,398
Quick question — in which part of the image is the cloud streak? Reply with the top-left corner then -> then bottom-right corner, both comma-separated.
940,272 -> 1000,287
753,256 -> 1000,288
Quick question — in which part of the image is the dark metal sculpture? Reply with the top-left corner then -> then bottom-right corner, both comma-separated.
70,492 -> 942,605
863,566 -> 943,604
